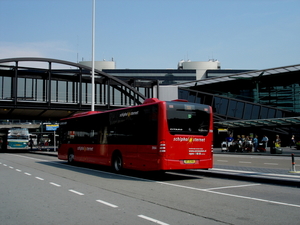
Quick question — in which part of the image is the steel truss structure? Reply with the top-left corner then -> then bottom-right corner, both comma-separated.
0,58 -> 157,120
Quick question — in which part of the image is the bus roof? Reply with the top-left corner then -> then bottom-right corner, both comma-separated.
70,111 -> 102,118
60,98 -> 162,121
60,98 -> 207,121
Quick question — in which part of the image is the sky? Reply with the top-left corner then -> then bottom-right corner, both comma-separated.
0,0 -> 300,70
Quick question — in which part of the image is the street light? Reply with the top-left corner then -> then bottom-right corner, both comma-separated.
91,0 -> 95,111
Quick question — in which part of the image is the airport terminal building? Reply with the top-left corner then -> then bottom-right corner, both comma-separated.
82,59 -> 300,145
1,57 -> 300,146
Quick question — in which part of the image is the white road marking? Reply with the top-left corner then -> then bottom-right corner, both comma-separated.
9,166 -> 14,169
264,163 -> 279,165
138,215 -> 169,225
50,182 -> 61,187
24,172 -> 31,176
69,189 -> 84,196
16,169 -> 22,172
35,177 -> 44,181
96,200 -> 118,208
205,189 -> 300,208
211,168 -> 299,178
10,154 -> 300,208
154,179 -> 300,208
239,161 -> 252,164
204,183 -> 261,191
217,160 -> 228,162
9,154 -> 49,162
3,164 -> 7,166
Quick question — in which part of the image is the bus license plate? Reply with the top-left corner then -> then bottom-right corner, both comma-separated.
184,160 -> 195,164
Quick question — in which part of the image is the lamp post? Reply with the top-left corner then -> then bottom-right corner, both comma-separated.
91,0 -> 95,111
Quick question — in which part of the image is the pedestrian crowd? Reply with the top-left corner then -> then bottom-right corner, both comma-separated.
221,134 -> 295,153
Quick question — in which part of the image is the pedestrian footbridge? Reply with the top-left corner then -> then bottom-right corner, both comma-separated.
0,58 -> 156,120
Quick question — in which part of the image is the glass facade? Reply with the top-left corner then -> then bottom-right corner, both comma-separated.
187,75 -> 300,114
104,69 -> 196,85
178,88 -> 295,122
259,84 -> 300,112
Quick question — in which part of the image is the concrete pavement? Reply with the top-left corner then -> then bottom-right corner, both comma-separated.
196,146 -> 300,187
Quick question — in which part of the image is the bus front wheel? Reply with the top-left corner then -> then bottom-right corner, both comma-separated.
68,150 -> 75,164
112,153 -> 123,172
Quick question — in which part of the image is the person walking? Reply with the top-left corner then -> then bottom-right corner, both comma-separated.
253,135 -> 258,152
226,134 -> 234,151
274,135 -> 281,148
290,135 -> 295,148
28,138 -> 33,150
261,135 -> 269,150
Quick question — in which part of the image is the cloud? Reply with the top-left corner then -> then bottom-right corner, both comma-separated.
0,41 -> 80,69
0,42 -> 42,59
0,41 -> 75,60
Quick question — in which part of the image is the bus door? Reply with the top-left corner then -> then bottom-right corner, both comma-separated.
106,122 -> 138,167
0,129 -> 8,151
135,104 -> 159,170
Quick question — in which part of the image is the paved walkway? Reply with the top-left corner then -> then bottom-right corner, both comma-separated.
199,146 -> 300,186
214,146 -> 300,157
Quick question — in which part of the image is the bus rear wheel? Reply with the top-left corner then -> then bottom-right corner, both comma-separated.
68,150 -> 75,164
112,153 -> 123,172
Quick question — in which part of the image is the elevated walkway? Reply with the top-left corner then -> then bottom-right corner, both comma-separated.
0,57 -> 154,120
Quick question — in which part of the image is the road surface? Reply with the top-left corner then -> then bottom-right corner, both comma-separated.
1,152 -> 299,225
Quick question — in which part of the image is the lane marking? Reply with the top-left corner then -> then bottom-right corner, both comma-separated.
211,168 -> 300,178
217,160 -> 228,162
35,177 -> 44,181
50,182 -> 61,187
205,189 -> 300,208
154,179 -> 300,208
9,154 -> 50,162
3,164 -> 7,166
138,215 -> 169,225
264,163 -> 279,165
10,154 -> 300,208
239,161 -> 252,164
204,183 -> 260,191
69,189 -> 84,196
96,200 -> 118,208
16,169 -> 22,172
9,166 -> 14,169
24,172 -> 32,176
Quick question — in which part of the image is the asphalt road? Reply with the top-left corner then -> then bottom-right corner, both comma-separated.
1,152 -> 300,225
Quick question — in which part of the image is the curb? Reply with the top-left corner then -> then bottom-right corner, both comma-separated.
191,169 -> 300,187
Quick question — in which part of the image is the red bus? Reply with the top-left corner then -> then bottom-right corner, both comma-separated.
58,98 -> 213,172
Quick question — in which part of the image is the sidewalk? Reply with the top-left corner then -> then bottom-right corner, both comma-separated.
204,146 -> 300,186
194,165 -> 300,187
29,146 -> 300,187
214,146 -> 300,157
29,146 -> 58,157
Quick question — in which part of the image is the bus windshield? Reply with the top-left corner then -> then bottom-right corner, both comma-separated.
167,102 -> 210,136
8,128 -> 29,140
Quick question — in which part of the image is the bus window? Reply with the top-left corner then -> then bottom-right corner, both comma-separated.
167,103 -> 210,136
7,128 -> 30,150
